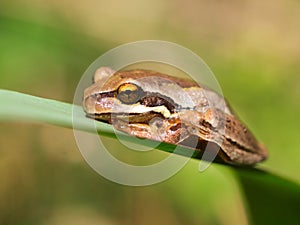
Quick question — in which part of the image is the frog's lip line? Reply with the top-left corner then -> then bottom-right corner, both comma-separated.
86,103 -> 172,118
86,112 -> 161,119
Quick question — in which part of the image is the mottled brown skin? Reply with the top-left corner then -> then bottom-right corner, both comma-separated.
83,67 -> 268,166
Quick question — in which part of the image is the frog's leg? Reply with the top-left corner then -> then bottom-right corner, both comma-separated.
178,109 -> 268,165
112,117 -> 190,145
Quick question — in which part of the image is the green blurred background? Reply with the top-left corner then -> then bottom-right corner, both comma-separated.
0,0 -> 300,224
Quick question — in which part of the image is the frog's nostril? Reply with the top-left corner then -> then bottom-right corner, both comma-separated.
92,93 -> 98,100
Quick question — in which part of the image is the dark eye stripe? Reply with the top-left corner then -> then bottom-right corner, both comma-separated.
138,92 -> 180,113
93,91 -> 117,101
94,89 -> 184,113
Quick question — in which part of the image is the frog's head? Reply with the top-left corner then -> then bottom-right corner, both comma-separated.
83,67 -> 196,122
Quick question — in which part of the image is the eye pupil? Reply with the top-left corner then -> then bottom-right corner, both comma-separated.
117,83 -> 141,104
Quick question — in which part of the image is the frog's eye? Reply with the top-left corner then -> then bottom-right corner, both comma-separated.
117,83 -> 141,104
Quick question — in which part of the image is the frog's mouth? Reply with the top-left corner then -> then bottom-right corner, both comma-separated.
86,112 -> 164,124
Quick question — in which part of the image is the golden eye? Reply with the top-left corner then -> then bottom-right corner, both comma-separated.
117,83 -> 141,104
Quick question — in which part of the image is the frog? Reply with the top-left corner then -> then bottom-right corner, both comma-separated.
83,67 -> 268,166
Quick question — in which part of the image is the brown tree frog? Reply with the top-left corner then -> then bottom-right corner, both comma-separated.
83,67 -> 268,166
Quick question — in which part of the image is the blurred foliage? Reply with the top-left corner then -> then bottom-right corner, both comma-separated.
0,0 -> 300,225
236,168 -> 300,225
